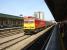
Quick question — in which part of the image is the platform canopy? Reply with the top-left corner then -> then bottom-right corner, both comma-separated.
0,13 -> 22,20
44,0 -> 67,22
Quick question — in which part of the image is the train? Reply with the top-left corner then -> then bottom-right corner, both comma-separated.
23,16 -> 46,34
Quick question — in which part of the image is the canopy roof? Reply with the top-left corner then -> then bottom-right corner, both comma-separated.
0,13 -> 22,20
44,0 -> 67,22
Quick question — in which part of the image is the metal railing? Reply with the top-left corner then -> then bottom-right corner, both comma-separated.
44,24 -> 63,50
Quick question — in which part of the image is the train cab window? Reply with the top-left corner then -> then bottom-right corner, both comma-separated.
24,21 -> 28,23
24,21 -> 34,23
29,21 -> 34,23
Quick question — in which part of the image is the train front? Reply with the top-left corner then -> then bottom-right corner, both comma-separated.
23,16 -> 35,34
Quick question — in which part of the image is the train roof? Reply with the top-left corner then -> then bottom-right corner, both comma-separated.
0,13 -> 22,20
24,16 -> 45,21
24,16 -> 35,18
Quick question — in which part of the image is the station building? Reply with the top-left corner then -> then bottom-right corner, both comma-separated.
0,13 -> 23,28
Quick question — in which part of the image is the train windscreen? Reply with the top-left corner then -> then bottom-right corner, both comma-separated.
24,20 -> 34,23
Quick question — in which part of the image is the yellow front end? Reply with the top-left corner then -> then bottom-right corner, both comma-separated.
23,22 -> 35,29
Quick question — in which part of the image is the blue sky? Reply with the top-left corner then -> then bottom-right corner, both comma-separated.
0,0 -> 54,21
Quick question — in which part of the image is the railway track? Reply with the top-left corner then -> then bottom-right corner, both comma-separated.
0,27 -> 31,50
0,27 -> 23,38
0,34 -> 31,50
6,25 -> 54,50
0,25 -> 54,50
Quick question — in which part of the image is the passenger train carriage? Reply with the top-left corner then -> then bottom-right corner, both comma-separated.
23,16 -> 46,34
